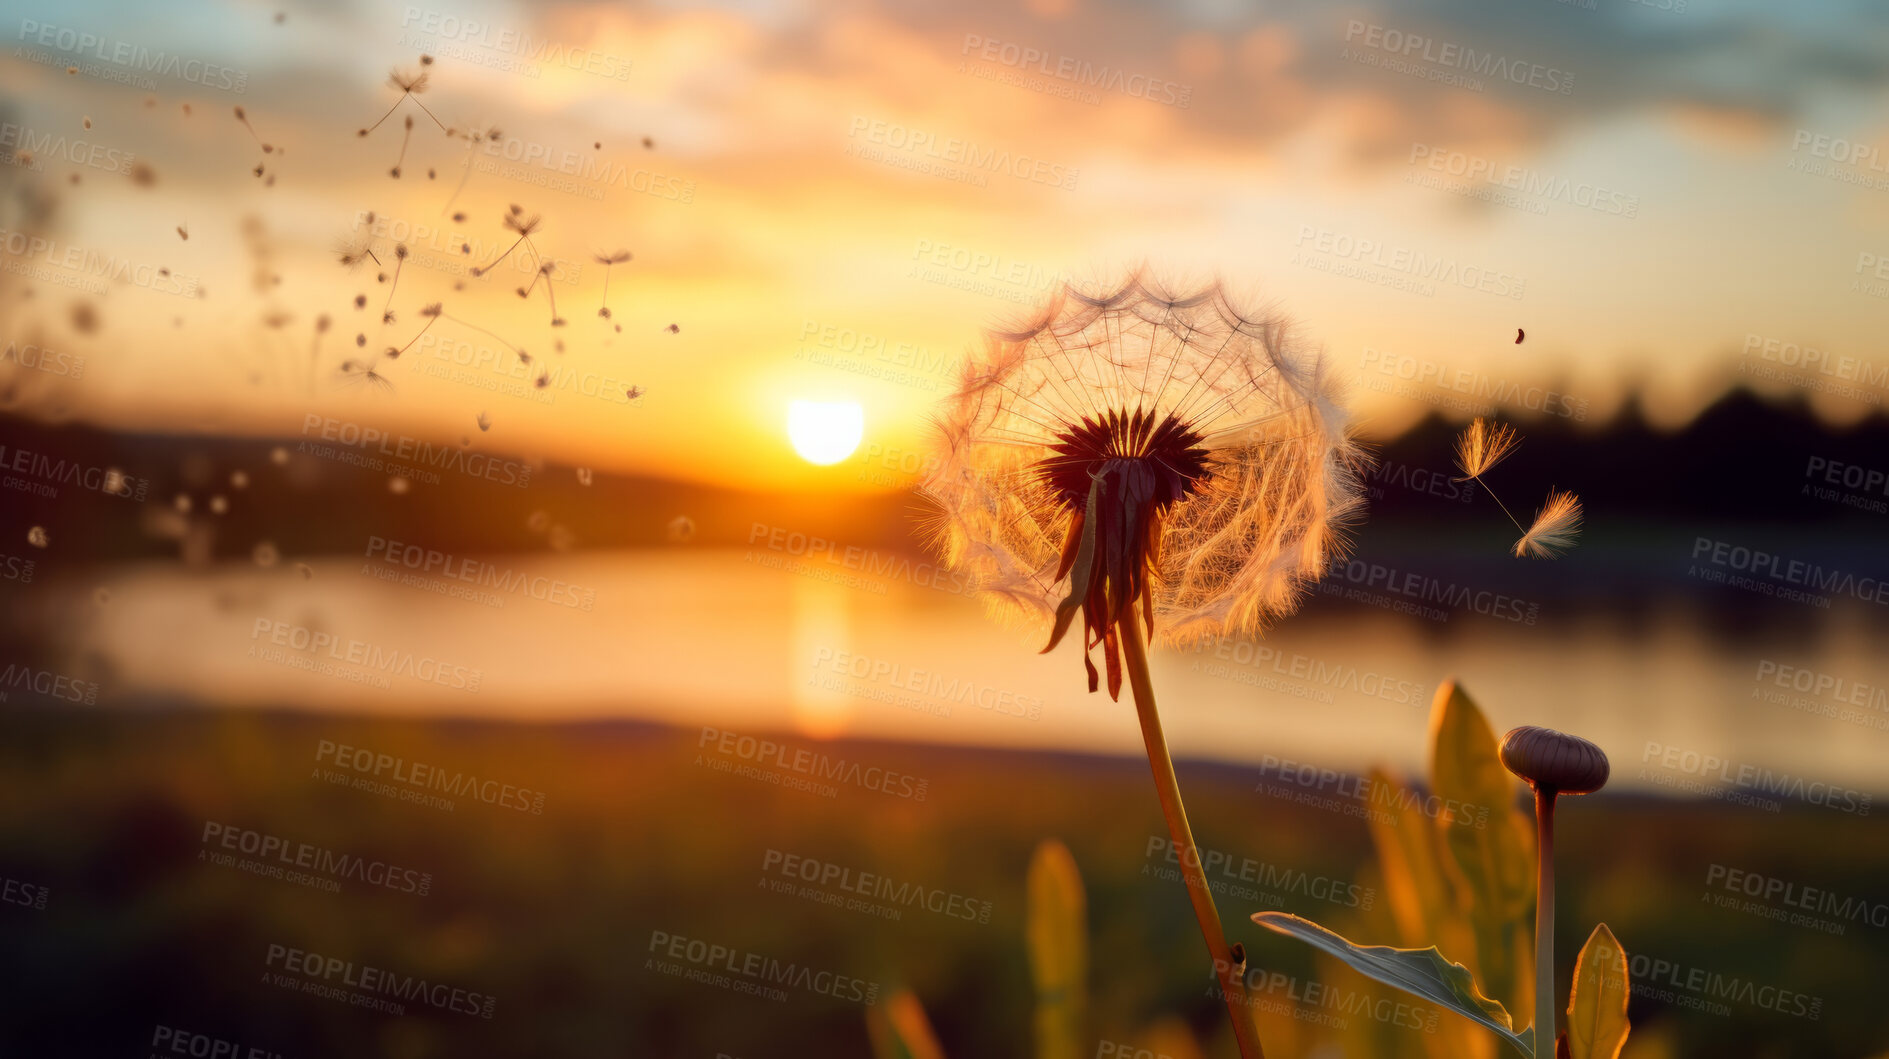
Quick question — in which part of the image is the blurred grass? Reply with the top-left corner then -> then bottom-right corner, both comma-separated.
0,706 -> 1882,1057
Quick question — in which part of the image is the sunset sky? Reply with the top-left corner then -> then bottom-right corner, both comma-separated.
6,0 -> 1889,490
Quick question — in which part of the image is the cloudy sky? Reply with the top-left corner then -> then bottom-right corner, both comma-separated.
5,0 -> 1889,489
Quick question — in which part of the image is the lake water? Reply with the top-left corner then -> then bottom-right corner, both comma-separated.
33,546 -> 1889,799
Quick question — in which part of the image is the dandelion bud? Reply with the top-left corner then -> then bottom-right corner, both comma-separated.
1499,726 -> 1609,795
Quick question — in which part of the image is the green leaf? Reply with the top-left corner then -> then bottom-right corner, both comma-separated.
1027,839 -> 1087,1059
1566,924 -> 1630,1059
866,990 -> 946,1059
1252,911 -> 1535,1059
1429,680 -> 1535,1015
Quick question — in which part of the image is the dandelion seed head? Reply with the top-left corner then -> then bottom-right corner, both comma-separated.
1514,490 -> 1583,559
1454,417 -> 1521,480
921,272 -> 1362,665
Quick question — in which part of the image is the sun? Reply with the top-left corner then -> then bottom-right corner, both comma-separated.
787,400 -> 864,465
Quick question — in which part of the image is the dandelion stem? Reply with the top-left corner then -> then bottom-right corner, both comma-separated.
476,235 -> 525,276
1119,607 -> 1265,1059
1474,477 -> 1528,534
1532,787 -> 1558,1059
361,95 -> 405,136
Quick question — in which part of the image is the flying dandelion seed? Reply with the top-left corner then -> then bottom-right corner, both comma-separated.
271,446 -> 289,466
1452,417 -> 1582,558
476,411 -> 491,431
471,209 -> 543,278
626,385 -> 644,400
440,311 -> 528,362
921,273 -> 1361,694
642,137 -> 654,149
174,495 -> 192,514
209,495 -> 228,515
595,249 -> 630,318
388,302 -> 442,358
176,224 -> 188,240
70,303 -> 98,334
548,525 -> 575,551
354,294 -> 368,309
231,470 -> 249,489
27,526 -> 49,548
527,511 -> 550,533
390,114 -> 413,178
534,368 -> 550,389
388,476 -> 410,494
665,323 -> 679,333
666,515 -> 695,543
1514,489 -> 1583,558
233,106 -> 273,153
440,125 -> 502,215
296,562 -> 313,579
355,333 -> 366,347
576,467 -> 593,486
252,541 -> 279,567
361,64 -> 444,136
82,116 -> 92,129
1455,417 -> 1521,480
382,244 -> 409,322
66,66 -> 77,75
130,162 -> 157,186
1516,328 -> 1526,345
337,358 -> 395,395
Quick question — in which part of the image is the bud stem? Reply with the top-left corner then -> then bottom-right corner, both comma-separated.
1532,786 -> 1558,1059
1120,606 -> 1265,1059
